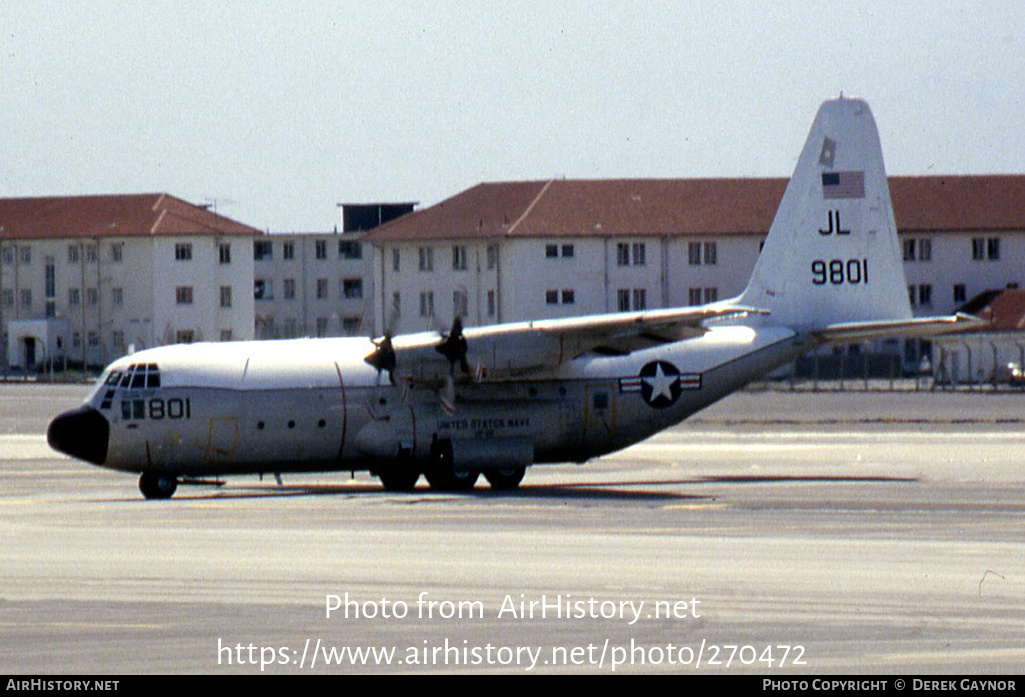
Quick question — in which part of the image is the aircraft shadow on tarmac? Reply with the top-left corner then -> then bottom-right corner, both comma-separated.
101,474 -> 917,504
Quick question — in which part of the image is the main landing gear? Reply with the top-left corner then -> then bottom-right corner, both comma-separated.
482,465 -> 527,491
375,439 -> 528,493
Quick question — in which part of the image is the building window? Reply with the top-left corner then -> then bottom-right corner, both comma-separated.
220,286 -> 232,308
2,289 -> 13,308
988,237 -> 1000,260
704,242 -> 717,265
419,247 -> 434,272
254,241 -> 273,261
917,284 -> 932,308
68,245 -> 80,263
111,243 -> 123,263
688,242 -> 702,265
905,238 -> 931,262
219,243 -> 231,264
69,288 -> 81,306
690,287 -> 718,304
283,278 -> 296,300
545,290 -> 559,305
20,289 -> 31,307
112,287 -> 124,306
617,243 -> 630,266
113,331 -> 124,347
919,238 -> 932,261
315,240 -> 327,260
86,245 -> 97,263
619,289 -> 646,311
316,317 -> 329,337
562,244 -> 574,258
453,289 -> 468,317
342,278 -> 363,299
316,278 -> 328,299
392,249 -> 400,272
953,284 -> 966,304
175,287 -> 194,305
487,290 -> 496,317
487,245 -> 498,270
19,247 -> 31,265
545,244 -> 559,258
419,291 -> 434,317
44,259 -> 56,298
174,243 -> 192,261
342,318 -> 361,335
220,330 -> 233,342
561,289 -> 575,305
176,330 -> 195,344
254,279 -> 273,300
87,288 -> 98,306
452,245 -> 467,271
283,242 -> 294,260
339,241 -> 362,259
632,243 -> 646,266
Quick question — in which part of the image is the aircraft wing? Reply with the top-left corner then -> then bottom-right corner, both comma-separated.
812,313 -> 986,343
373,303 -> 766,381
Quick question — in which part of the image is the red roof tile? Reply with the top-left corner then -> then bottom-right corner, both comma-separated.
366,175 -> 1025,242
0,193 -> 261,239
972,290 -> 1025,331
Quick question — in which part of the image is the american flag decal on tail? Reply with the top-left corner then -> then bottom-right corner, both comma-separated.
822,171 -> 865,199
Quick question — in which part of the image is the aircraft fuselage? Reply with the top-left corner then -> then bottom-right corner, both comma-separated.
57,325 -> 801,483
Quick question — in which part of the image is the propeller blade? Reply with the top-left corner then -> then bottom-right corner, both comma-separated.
364,335 -> 397,384
435,316 -> 469,374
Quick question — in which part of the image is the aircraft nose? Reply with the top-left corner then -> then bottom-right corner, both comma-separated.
47,406 -> 110,466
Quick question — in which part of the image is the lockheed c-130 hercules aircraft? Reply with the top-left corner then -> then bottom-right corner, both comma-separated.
48,97 -> 978,498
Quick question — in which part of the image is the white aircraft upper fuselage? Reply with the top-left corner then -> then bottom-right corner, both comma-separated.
46,98 -> 979,498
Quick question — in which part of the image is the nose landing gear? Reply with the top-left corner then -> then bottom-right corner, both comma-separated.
139,471 -> 178,499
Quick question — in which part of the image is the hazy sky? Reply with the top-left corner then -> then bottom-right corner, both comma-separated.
2,1 -> 1023,231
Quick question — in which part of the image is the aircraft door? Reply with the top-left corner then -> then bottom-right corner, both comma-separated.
583,383 -> 616,447
206,417 -> 240,464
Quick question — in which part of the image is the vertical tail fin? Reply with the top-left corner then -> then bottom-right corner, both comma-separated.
739,98 -> 911,330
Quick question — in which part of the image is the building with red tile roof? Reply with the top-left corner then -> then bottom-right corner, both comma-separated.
365,175 -> 1025,338
0,194 -> 260,370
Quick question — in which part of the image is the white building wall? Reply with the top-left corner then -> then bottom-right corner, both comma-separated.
255,233 -> 373,339
903,232 -> 1025,317
150,237 -> 254,348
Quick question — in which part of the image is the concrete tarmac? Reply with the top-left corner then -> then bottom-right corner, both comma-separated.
1,384 -> 1024,674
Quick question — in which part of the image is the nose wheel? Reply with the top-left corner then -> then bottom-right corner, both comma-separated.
139,472 -> 178,499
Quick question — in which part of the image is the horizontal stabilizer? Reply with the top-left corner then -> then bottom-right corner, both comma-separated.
813,313 -> 986,343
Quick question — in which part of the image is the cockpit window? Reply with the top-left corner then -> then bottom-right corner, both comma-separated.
97,363 -> 163,411
112,363 -> 161,391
